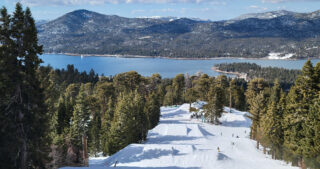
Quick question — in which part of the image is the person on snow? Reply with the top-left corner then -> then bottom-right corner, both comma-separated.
201,114 -> 205,123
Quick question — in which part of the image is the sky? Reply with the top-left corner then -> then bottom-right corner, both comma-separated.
1,0 -> 320,21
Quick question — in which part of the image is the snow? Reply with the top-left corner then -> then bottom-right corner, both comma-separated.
61,104 -> 297,169
267,53 -> 295,59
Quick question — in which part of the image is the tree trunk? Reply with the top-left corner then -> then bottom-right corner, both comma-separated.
82,135 -> 89,167
298,157 -> 306,169
20,133 -> 27,169
263,147 -> 266,154
229,90 -> 232,112
272,150 -> 275,159
256,140 -> 260,150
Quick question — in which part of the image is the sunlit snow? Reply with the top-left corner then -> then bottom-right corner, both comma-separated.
62,103 -> 297,169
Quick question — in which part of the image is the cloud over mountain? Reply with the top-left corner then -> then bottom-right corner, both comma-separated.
19,0 -> 223,6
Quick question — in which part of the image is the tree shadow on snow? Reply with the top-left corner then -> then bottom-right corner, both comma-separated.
161,110 -> 188,119
105,146 -> 188,167
217,152 -> 231,161
220,117 -> 251,128
159,120 -> 198,125
146,135 -> 199,144
198,125 -> 214,137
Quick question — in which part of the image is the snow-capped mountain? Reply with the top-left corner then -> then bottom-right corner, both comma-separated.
37,9 -> 320,59
234,10 -> 296,20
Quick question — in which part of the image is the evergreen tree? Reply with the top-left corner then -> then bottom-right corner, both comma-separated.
261,80 -> 285,159
205,85 -> 224,124
215,75 -> 229,106
101,97 -> 115,155
194,74 -> 211,101
245,78 -> 268,140
70,84 -> 90,147
0,4 -> 51,168
185,88 -> 198,109
145,92 -> 161,129
108,93 -> 134,154
163,85 -> 174,106
283,60 -> 318,167
301,97 -> 320,167
172,74 -> 185,104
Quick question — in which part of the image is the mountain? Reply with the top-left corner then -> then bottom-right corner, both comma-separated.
35,20 -> 49,26
37,9 -> 320,59
234,10 -> 296,20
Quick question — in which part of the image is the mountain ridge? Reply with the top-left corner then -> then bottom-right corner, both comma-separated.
37,9 -> 320,59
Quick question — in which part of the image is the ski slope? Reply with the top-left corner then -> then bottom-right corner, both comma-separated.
62,103 -> 297,169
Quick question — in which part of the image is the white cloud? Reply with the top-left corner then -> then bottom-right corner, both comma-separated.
18,0 -> 227,6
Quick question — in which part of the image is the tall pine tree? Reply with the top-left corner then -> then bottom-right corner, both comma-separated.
0,4 -> 51,169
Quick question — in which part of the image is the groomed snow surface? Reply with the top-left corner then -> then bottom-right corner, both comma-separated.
62,103 -> 298,169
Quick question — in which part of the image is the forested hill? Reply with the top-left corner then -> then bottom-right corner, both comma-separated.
37,9 -> 320,59
215,62 -> 301,90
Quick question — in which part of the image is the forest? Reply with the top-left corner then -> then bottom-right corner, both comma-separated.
215,62 -> 302,90
1,3 -> 320,169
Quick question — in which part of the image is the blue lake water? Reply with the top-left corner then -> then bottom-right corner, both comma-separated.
40,54 -> 320,78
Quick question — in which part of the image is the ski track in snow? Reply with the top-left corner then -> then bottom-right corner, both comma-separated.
61,104 -> 298,169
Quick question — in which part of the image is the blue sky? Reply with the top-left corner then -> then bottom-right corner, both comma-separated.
1,0 -> 320,21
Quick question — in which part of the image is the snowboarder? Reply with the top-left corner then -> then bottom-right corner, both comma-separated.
217,147 -> 220,152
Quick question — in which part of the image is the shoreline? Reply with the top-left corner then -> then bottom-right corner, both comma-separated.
42,53 -> 309,61
211,67 -> 248,80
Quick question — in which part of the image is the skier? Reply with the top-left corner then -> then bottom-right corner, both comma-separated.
217,147 -> 220,152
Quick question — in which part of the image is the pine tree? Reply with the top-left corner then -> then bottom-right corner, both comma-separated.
163,85 -> 174,106
107,93 -> 134,154
261,80 -> 284,159
194,74 -> 211,101
248,91 -> 268,143
185,88 -> 197,109
205,85 -> 224,124
215,75 -> 229,106
145,92 -> 161,129
101,97 -> 115,155
283,60 -> 318,167
301,97 -> 320,167
245,78 -> 268,141
228,79 -> 237,111
172,74 -> 185,104
70,84 -> 90,147
0,3 -> 51,168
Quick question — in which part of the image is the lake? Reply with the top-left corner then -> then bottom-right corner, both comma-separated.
40,54 -> 320,78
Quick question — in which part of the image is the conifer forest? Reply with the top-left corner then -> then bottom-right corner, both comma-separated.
1,3 -> 320,169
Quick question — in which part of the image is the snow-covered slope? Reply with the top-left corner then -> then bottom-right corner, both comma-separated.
62,104 -> 297,169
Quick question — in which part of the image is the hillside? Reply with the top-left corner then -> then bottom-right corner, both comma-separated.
61,103 -> 297,169
37,9 -> 320,59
